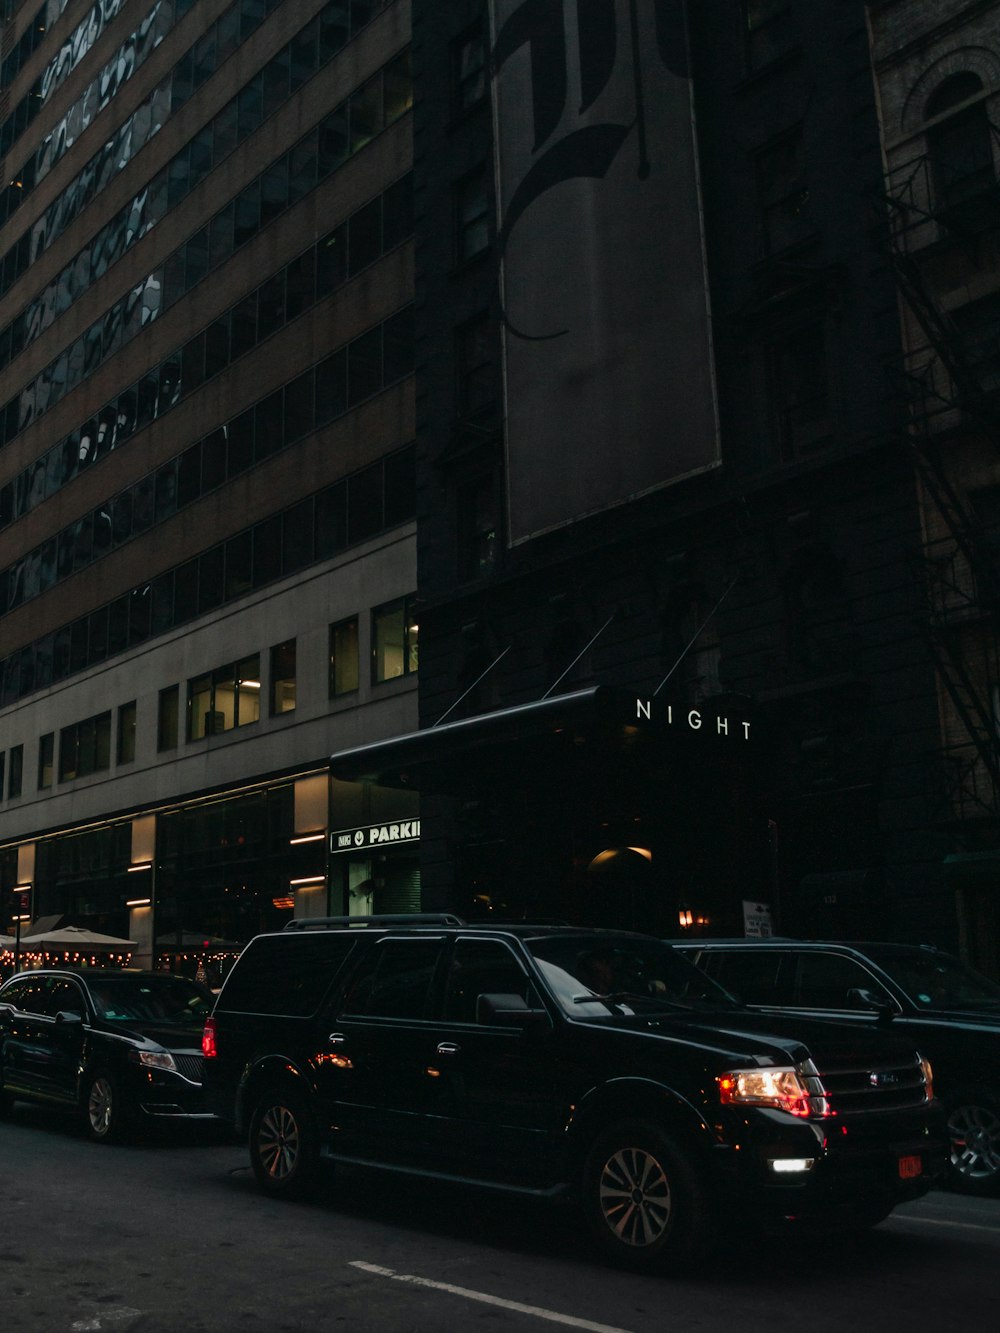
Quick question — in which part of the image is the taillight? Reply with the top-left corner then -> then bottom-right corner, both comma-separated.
202,1016 -> 218,1059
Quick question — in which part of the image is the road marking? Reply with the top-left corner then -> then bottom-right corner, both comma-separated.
889,1215 -> 1000,1235
70,1310 -> 143,1331
349,1261 -> 635,1332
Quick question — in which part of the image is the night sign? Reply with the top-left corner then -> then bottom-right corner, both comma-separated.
330,821 -> 421,854
635,698 -> 751,740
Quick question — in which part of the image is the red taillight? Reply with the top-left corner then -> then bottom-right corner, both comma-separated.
202,1016 -> 218,1059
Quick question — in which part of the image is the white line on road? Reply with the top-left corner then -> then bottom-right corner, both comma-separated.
349,1261 -> 635,1332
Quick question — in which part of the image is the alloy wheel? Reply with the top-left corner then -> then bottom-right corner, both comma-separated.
948,1102 -> 1000,1184
597,1145 -> 673,1248
256,1103 -> 301,1182
87,1076 -> 115,1138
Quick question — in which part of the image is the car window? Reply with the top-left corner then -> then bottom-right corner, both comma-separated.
791,953 -> 891,1009
0,975 -> 50,1014
44,978 -> 86,1017
871,951 -> 1000,1011
527,934 -> 738,1017
86,974 -> 212,1024
216,933 -> 357,1016
443,938 -> 543,1024
341,939 -> 443,1020
699,950 -> 786,1005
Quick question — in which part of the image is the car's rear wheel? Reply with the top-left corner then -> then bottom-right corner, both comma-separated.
84,1071 -> 128,1143
946,1096 -> 1000,1194
582,1120 -> 712,1271
248,1086 -> 319,1198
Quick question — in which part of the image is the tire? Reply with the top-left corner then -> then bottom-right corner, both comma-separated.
248,1086 -> 319,1199
581,1119 -> 713,1272
83,1071 -> 128,1143
946,1096 -> 1000,1195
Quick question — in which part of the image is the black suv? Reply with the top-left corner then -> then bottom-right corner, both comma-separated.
675,939 -> 1000,1195
0,968 -> 215,1140
203,918 -> 945,1270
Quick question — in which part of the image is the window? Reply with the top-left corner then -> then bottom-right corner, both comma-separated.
270,639 -> 296,715
452,27 -> 486,113
755,129 -> 812,255
765,322 -> 831,458
791,953 -> 892,1011
0,751 -> 5,798
58,712 -> 111,781
744,0 -> 794,72
455,314 -> 493,417
443,939 -> 541,1024
457,476 -> 498,580
329,617 -> 359,697
925,73 -> 994,213
372,596 -> 418,683
158,685 -> 179,752
117,700 -> 136,764
455,169 -> 489,262
38,731 -> 53,789
188,655 -> 261,739
953,293 -> 1000,399
342,939 -> 442,1019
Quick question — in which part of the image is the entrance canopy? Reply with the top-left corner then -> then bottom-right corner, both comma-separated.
330,686 -> 758,796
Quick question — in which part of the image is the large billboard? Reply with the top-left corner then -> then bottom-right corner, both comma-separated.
490,0 -> 719,544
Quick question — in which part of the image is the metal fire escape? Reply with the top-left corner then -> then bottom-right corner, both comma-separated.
880,122 -> 1000,824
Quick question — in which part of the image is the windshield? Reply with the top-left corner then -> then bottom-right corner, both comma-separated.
876,951 -> 1000,1011
87,974 -> 212,1024
525,933 -> 740,1018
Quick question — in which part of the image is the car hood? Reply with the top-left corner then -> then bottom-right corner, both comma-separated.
96,1019 -> 206,1053
594,1006 -> 921,1066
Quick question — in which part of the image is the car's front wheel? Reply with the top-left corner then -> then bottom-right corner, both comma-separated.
248,1086 -> 319,1198
947,1096 -> 1000,1194
581,1120 -> 712,1271
83,1071 -> 128,1143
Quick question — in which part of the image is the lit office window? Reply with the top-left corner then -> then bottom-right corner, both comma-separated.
372,596 -> 418,684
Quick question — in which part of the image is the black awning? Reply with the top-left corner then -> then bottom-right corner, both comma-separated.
329,686 -> 618,791
329,686 -> 758,797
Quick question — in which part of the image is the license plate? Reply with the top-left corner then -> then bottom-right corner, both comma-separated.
898,1154 -> 923,1180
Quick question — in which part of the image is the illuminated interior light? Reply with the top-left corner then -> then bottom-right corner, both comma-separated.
289,833 -> 325,845
125,898 -> 151,908
127,862 -> 153,872
290,875 -> 325,887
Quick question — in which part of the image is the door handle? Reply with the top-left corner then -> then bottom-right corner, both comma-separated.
436,1042 -> 460,1056
328,1032 -> 346,1045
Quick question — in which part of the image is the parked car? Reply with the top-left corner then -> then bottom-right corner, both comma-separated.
0,968 -> 215,1141
674,938 -> 1000,1195
202,917 -> 946,1271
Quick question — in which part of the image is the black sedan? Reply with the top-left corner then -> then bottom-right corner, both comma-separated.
0,968 -> 215,1141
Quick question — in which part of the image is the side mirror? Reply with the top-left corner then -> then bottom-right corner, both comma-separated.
847,987 -> 896,1021
55,1010 -> 84,1027
476,992 -> 547,1027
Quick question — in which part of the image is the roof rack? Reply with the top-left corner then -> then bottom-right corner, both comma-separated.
283,914 -> 465,931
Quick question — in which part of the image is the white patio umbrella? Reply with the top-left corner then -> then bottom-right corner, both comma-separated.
19,925 -> 137,948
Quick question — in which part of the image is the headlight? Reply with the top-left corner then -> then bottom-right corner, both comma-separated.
718,1066 -> 829,1118
135,1050 -> 178,1073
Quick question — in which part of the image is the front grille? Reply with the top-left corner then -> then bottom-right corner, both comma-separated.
808,1054 -> 929,1114
173,1054 -> 204,1084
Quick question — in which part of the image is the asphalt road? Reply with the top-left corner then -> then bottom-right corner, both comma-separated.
2,1103 -> 998,1333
